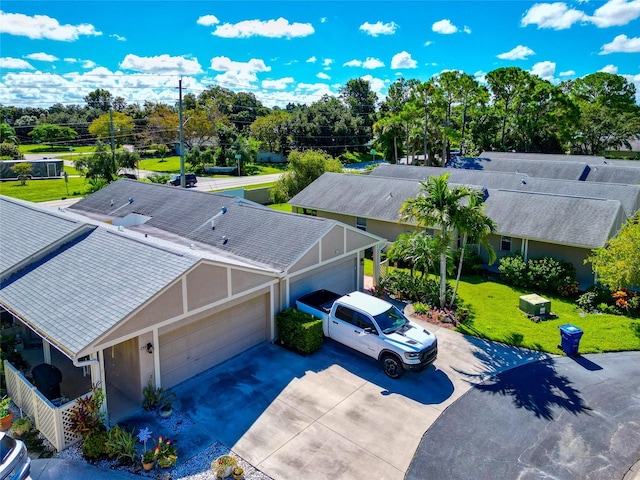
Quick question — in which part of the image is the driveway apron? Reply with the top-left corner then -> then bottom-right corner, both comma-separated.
168,325 -> 547,480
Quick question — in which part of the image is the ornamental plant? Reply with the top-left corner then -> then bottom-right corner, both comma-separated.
153,436 -> 177,467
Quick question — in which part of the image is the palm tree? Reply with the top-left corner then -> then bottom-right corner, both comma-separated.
449,190 -> 497,307
0,123 -> 19,144
387,232 -> 439,278
400,174 -> 473,308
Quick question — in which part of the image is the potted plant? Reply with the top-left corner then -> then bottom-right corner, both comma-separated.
212,455 -> 237,478
141,449 -> 155,471
154,436 -> 177,468
158,391 -> 176,419
0,396 -> 14,432
10,416 -> 32,438
232,465 -> 245,480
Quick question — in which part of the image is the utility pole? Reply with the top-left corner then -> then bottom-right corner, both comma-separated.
178,78 -> 185,188
109,108 -> 116,168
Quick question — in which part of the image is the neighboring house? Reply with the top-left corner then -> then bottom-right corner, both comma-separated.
0,181 -> 383,448
288,171 -> 628,287
371,164 -> 640,218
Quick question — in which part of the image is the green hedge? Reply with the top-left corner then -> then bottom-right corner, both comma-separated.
276,308 -> 323,355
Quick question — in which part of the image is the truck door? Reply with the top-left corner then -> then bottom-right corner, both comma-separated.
332,306 -> 380,357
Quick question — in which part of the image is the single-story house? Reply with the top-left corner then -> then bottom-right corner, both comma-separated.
0,180 -> 384,449
288,171 -> 628,287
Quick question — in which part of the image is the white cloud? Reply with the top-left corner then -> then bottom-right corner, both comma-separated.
497,45 -> 535,60
210,56 -> 271,89
622,73 -> 640,103
197,15 -> 220,26
0,57 -> 35,70
359,21 -> 398,36
391,51 -> 417,69
323,58 -> 333,67
424,41 -> 433,46
262,77 -> 294,90
0,11 -> 102,41
530,60 -> 556,81
521,3 -> 587,30
600,34 -> 640,54
317,72 -> 331,80
110,33 -> 126,42
599,64 -> 619,73
25,52 -> 59,62
360,74 -> 387,95
362,57 -> 384,69
64,58 -> 77,63
120,54 -> 203,75
590,0 -> 640,27
463,25 -> 472,34
320,17 -> 327,23
559,70 -> 576,76
211,18 -> 314,39
344,57 -> 384,69
306,56 -> 317,63
83,60 -> 96,69
474,70 -> 487,83
432,19 -> 458,34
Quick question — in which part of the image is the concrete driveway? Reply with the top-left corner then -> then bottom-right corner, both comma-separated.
170,324 -> 547,480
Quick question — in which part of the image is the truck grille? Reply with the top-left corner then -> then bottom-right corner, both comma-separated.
420,340 -> 438,364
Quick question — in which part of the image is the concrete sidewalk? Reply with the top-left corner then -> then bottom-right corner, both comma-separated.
30,458 -> 141,480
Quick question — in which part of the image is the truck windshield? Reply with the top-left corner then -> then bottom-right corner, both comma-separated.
374,306 -> 408,334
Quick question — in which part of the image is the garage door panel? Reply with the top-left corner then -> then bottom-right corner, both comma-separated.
159,293 -> 268,388
289,256 -> 357,303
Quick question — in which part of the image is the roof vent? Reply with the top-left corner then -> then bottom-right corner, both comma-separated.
222,236 -> 228,245
210,206 -> 228,230
521,178 -> 526,185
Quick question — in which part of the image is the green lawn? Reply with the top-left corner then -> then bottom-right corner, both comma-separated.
0,177 -> 88,201
362,259 -> 640,354
18,144 -> 96,154
268,203 -> 293,212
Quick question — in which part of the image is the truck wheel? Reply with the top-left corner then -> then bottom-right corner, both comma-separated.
381,354 -> 404,379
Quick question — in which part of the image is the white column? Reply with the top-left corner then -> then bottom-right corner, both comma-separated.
372,244 -> 381,286
43,341 -> 51,364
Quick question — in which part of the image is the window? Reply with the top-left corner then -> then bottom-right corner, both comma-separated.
500,236 -> 512,252
356,217 -> 367,231
334,306 -> 357,326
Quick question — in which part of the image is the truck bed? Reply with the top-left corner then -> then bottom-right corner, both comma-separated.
296,289 -> 342,314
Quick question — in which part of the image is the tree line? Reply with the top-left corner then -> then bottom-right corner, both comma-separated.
1,67 -> 639,162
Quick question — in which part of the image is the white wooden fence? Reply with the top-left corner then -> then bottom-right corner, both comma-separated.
4,360 -> 86,451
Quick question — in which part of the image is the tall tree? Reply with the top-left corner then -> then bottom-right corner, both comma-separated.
250,110 -> 291,154
486,67 -> 530,150
400,174 -> 475,307
88,112 -> 135,146
340,78 -> 377,152
563,72 -> 640,154
84,89 -> 113,112
28,124 -> 78,147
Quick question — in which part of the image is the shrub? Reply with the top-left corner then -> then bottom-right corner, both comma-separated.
527,257 -> 577,296
277,308 -> 323,355
147,173 -> 170,184
576,291 -> 598,313
380,270 -> 423,301
498,253 -> 527,287
82,430 -> 109,460
452,249 -> 485,274
69,385 -> 105,438
413,302 -> 430,315
105,425 -> 137,465
0,143 -> 23,160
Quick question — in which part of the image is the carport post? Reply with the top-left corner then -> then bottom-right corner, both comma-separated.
372,243 -> 382,286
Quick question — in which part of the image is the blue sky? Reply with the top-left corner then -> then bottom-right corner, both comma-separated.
1,0 -> 639,109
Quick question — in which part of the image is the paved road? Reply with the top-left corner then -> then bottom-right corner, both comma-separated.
407,352 -> 640,480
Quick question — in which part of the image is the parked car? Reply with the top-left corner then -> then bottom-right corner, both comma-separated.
167,173 -> 197,187
296,289 -> 438,378
0,432 -> 30,480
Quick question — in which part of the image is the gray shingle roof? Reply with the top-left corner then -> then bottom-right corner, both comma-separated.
70,180 -> 344,271
583,165 -> 640,185
0,197 -> 85,275
447,156 -> 590,180
480,151 -> 640,169
370,164 -> 640,217
289,172 -> 625,248
0,221 -> 197,356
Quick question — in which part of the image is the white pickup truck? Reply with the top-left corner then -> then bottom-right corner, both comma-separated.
295,290 -> 438,378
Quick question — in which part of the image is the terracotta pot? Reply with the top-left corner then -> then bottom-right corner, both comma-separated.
142,461 -> 154,471
0,412 -> 14,432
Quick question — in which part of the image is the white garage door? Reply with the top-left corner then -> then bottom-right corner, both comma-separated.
289,256 -> 357,304
159,293 -> 269,388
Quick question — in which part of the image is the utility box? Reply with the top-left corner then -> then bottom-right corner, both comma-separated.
519,294 -> 551,316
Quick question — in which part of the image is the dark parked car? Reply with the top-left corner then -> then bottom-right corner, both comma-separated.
0,432 -> 30,480
167,173 -> 197,187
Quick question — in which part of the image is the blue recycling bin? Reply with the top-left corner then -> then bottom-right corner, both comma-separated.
559,324 -> 583,356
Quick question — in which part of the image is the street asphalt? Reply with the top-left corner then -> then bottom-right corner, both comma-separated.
407,351 -> 640,480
